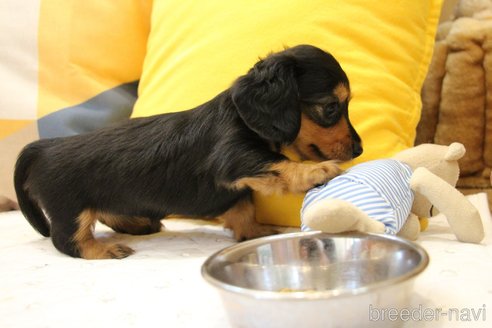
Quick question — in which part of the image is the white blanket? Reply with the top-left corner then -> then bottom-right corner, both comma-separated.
1,194 -> 491,328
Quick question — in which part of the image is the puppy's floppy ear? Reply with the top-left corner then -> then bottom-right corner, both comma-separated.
231,53 -> 300,143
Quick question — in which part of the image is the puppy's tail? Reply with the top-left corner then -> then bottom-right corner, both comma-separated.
14,142 -> 51,237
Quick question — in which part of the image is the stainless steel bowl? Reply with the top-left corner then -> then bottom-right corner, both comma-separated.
202,231 -> 429,328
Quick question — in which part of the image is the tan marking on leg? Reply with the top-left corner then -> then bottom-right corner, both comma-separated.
221,198 -> 277,241
232,174 -> 287,195
73,209 -> 135,259
98,213 -> 162,235
232,160 -> 342,195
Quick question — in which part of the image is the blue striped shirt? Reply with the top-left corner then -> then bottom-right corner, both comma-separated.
301,159 -> 414,234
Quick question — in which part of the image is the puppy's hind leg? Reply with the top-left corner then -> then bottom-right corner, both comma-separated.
69,209 -> 135,259
221,196 -> 277,242
98,213 -> 163,235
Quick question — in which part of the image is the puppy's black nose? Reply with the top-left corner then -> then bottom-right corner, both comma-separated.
352,142 -> 363,158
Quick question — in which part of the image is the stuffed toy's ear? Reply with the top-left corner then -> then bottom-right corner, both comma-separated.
231,53 -> 300,143
445,142 -> 466,161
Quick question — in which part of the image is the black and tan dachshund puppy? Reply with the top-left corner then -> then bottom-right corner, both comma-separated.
14,45 -> 362,259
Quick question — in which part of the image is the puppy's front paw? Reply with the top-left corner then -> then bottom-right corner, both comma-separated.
310,161 -> 342,184
298,161 -> 342,192
245,160 -> 343,194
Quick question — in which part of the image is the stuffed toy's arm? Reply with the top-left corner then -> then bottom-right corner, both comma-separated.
410,167 -> 484,243
301,198 -> 386,233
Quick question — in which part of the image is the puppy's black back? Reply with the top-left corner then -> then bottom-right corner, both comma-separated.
16,91 -> 279,226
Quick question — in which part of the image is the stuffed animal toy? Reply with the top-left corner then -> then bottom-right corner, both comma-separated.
301,143 -> 485,243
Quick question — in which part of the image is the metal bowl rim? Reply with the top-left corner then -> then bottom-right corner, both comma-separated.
201,231 -> 429,300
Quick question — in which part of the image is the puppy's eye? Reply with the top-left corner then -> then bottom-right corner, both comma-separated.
323,102 -> 340,120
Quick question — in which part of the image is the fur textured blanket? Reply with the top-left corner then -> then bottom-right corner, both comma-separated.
417,0 -> 492,206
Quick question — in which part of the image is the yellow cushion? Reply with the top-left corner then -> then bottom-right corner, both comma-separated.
38,0 -> 151,119
133,0 -> 443,227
